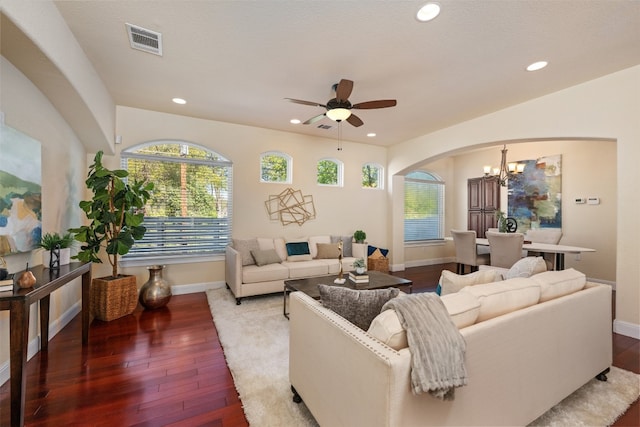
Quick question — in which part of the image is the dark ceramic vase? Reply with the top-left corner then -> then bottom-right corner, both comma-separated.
139,265 -> 172,309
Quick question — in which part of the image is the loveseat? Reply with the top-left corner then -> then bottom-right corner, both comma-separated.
289,269 -> 612,426
225,236 -> 367,304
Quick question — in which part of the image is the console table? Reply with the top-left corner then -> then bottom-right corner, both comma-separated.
0,262 -> 92,427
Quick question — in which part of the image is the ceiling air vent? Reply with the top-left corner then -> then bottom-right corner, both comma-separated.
126,23 -> 163,56
317,124 -> 332,130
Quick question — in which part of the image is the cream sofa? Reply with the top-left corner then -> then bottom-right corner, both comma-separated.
289,270 -> 612,426
225,236 -> 367,304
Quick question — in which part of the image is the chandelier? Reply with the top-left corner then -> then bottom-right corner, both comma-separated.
483,145 -> 525,187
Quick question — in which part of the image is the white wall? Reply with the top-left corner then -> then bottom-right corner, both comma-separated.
388,66 -> 640,338
0,57 -> 87,380
449,140 -> 616,281
113,106 -> 389,288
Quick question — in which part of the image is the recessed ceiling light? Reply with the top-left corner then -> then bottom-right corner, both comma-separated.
526,61 -> 548,72
290,119 -> 301,124
416,3 -> 441,22
367,133 -> 377,137
172,97 -> 187,104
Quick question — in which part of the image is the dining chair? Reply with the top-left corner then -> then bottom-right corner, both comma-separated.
525,229 -> 563,269
486,231 -> 525,269
451,229 -> 490,274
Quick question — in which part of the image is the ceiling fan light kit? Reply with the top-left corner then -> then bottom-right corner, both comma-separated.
326,108 -> 351,122
286,78 -> 397,128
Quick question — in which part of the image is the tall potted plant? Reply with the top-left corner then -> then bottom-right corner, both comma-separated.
70,151 -> 154,321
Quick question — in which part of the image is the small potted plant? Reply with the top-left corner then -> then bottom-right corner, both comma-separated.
353,230 -> 366,244
352,258 -> 366,275
39,232 -> 74,268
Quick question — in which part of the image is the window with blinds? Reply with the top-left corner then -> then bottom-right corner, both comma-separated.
121,142 -> 232,259
404,170 -> 444,242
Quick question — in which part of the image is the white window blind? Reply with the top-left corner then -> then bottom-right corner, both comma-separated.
122,142 -> 232,258
404,171 -> 444,241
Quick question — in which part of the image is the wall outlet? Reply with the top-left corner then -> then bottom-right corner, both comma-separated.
575,197 -> 586,204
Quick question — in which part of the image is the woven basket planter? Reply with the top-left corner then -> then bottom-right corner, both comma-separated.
91,275 -> 138,321
367,257 -> 389,273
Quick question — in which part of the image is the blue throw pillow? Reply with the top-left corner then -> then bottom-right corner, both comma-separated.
286,241 -> 310,256
367,245 -> 389,258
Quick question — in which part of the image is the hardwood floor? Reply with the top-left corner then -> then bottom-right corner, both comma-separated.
1,264 -> 638,426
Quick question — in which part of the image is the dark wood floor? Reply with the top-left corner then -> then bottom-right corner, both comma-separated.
1,263 -> 638,426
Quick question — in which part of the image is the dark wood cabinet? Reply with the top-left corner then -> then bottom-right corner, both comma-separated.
468,176 -> 500,238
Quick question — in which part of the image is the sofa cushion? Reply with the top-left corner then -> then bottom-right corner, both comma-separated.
331,235 -> 353,257
319,285 -> 400,330
316,243 -> 340,259
460,278 -> 541,323
439,269 -> 499,295
504,256 -> 547,279
242,263 -> 289,284
367,309 -> 408,350
273,238 -> 287,261
368,291 -> 480,350
309,235 -> 331,258
440,292 -> 481,328
233,238 -> 259,266
251,249 -> 282,266
284,260 -> 329,278
285,239 -> 312,262
530,268 -> 587,302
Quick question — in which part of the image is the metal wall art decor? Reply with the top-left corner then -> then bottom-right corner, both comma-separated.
265,188 -> 316,226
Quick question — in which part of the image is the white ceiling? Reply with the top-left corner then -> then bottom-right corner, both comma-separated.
37,1 -> 640,146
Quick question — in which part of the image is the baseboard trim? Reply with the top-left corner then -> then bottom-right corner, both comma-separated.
0,300 -> 80,388
171,281 -> 226,295
404,257 -> 455,269
613,319 -> 640,339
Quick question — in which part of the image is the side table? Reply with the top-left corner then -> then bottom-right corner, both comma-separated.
0,262 -> 92,427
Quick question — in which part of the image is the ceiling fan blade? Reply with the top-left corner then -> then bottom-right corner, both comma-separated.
303,114 -> 326,125
346,113 -> 363,127
352,99 -> 397,109
285,98 -> 327,108
335,79 -> 354,102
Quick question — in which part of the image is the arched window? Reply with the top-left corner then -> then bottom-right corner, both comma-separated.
260,151 -> 292,184
317,158 -> 343,187
404,170 -> 444,242
121,141 -> 233,259
362,163 -> 384,189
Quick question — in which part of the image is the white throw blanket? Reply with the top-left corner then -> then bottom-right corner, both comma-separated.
382,293 -> 467,400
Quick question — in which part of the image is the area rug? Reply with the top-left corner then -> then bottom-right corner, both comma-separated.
206,286 -> 639,427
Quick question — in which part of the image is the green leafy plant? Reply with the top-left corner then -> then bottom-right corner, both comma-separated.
39,232 -> 74,250
353,230 -> 366,243
352,258 -> 366,269
495,210 -> 507,232
69,151 -> 154,278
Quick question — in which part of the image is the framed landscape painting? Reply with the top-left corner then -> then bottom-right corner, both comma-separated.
0,124 -> 42,255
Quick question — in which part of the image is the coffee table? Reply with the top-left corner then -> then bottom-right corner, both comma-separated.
283,270 -> 412,318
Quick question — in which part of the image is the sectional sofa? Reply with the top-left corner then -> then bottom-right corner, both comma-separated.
289,268 -> 612,426
225,235 -> 367,304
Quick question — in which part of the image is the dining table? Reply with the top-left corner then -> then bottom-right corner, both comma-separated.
475,238 -> 595,270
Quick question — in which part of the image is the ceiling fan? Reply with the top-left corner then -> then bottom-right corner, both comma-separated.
285,79 -> 397,127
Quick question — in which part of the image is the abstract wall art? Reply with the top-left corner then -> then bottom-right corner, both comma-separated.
0,124 -> 42,255
507,154 -> 562,232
